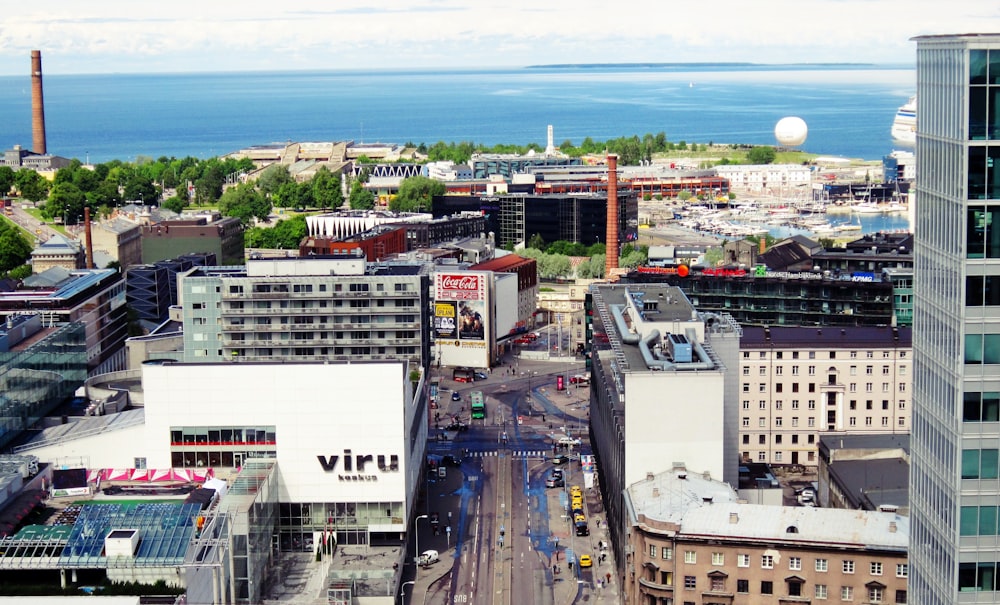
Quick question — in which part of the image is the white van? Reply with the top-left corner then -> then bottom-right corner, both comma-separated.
557,436 -> 582,447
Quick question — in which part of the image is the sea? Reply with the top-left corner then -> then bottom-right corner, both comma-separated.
0,64 -> 915,165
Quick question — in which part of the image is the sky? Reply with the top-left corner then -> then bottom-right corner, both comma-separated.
1,1 -> 998,75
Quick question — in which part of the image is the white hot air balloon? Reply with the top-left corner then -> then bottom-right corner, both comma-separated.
774,116 -> 808,147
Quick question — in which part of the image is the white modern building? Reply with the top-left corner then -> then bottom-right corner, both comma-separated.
19,360 -> 428,550
910,34 -> 1000,604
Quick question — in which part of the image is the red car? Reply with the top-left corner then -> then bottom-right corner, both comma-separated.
513,337 -> 531,344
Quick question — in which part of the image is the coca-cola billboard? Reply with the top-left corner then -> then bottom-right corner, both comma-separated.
436,273 -> 485,301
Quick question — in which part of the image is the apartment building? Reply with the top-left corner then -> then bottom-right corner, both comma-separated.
624,466 -> 909,605
739,326 -> 912,467
176,256 -> 431,367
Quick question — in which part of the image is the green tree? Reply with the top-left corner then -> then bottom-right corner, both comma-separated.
218,183 -> 271,225
348,180 -> 375,210
0,166 -> 15,196
0,221 -> 33,273
162,195 -> 188,214
257,165 -> 294,198
703,247 -> 724,267
14,169 -> 49,202
391,176 -> 444,212
747,145 -> 777,164
527,233 -> 546,250
44,182 -> 87,224
312,167 -> 343,209
194,164 -> 225,205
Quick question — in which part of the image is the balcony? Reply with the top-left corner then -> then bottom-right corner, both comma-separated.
638,578 -> 674,593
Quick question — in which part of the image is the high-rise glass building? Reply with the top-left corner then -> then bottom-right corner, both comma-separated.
911,34 -> 1000,604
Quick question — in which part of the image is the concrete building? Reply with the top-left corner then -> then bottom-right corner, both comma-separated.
715,163 -> 813,194
738,326 -> 912,467
140,214 -> 243,266
174,256 -> 431,368
910,34 -> 1000,603
29,234 -> 85,272
624,466 -> 909,605
587,283 -> 741,570
88,218 -> 142,269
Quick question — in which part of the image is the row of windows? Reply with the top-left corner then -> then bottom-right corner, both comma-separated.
676,577 -> 904,603
743,365 -> 906,376
742,351 -> 905,360
743,433 -> 818,444
235,282 -> 412,294
741,417 -> 904,429
743,382 -> 905,394
742,450 -> 817,462
962,448 -> 1000,479
668,550 -> 907,577
963,391 -> 1000,422
742,399 -> 819,410
960,505 -> 1000,535
963,334 -> 1000,364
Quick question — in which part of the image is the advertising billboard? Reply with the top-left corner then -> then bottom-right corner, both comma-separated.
435,272 -> 492,368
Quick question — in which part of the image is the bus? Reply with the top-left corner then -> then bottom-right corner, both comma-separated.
470,391 -> 486,420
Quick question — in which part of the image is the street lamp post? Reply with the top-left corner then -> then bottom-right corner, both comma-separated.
413,515 -> 428,563
400,580 -> 415,599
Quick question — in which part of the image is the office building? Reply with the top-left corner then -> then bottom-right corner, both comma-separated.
910,34 -> 1000,603
587,283 -> 740,570
140,214 -> 243,266
624,466 -> 909,605
739,326 -> 912,467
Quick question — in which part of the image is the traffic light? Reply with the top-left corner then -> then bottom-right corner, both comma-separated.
557,375 -> 565,391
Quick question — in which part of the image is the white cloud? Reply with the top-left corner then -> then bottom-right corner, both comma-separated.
0,0 -> 997,74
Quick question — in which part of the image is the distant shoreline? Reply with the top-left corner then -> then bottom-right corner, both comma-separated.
526,62 -> 885,70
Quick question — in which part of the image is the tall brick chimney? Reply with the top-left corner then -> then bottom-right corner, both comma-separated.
605,154 -> 619,277
31,50 -> 47,155
84,207 -> 94,269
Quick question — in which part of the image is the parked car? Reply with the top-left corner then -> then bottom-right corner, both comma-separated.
417,550 -> 440,567
474,371 -> 488,380
513,337 -> 531,344
451,391 -> 462,401
551,455 -> 569,465
545,474 -> 564,488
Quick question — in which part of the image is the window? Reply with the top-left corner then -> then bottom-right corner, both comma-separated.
776,366 -> 783,375
760,366 -> 767,375
871,562 -> 883,575
662,547 -> 673,560
895,564 -> 907,578
743,383 -> 750,392
650,544 -> 657,557
792,366 -> 800,375
808,400 -> 816,410
762,555 -> 774,569
895,589 -> 907,604
816,584 -> 828,599
850,400 -> 858,410
742,417 -> 750,427
759,417 -> 766,427
134,457 -> 147,469
792,399 -> 800,409
775,451 -> 783,461
743,435 -> 750,444
712,552 -> 724,565
850,418 -> 857,426
684,575 -> 696,589
789,556 -> 802,570
761,581 -> 773,595
866,365 -> 874,375
775,417 -> 783,427
962,448 -> 1000,479
760,400 -> 767,410
710,576 -> 726,591
759,383 -> 767,392
758,451 -> 767,461
842,586 -> 853,601
743,367 -> 750,375
809,365 -> 816,375
869,587 -> 884,603
808,417 -> 816,427
851,365 -> 858,375
737,579 -> 749,593
843,560 -> 855,574
776,400 -> 783,409
738,554 -> 750,568
816,558 -> 828,572
743,400 -> 750,409
684,551 -> 696,564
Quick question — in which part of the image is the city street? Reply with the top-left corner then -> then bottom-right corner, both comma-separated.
405,351 -> 620,605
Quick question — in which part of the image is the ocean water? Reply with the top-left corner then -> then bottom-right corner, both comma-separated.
0,64 -> 915,164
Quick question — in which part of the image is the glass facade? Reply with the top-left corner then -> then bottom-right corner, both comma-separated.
0,322 -> 87,450
912,36 -> 1000,605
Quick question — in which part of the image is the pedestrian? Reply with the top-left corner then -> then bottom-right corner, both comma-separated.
606,572 -> 611,584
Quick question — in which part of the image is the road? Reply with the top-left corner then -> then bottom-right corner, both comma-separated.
4,204 -> 64,243
421,365 -> 601,605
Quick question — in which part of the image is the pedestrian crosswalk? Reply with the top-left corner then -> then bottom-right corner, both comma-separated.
466,450 -> 549,459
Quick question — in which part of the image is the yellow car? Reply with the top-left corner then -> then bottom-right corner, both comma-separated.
574,512 -> 586,524
579,554 -> 593,568
572,496 -> 583,509
570,485 -> 582,497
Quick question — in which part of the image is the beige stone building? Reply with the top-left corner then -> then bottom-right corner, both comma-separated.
29,233 -> 85,272
624,466 -> 909,605
739,327 -> 912,468
88,217 -> 142,268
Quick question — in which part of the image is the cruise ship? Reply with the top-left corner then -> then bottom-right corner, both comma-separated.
891,96 -> 916,146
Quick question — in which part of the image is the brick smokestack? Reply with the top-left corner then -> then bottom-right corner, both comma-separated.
84,207 -> 94,269
30,50 -> 47,155
605,154 -> 619,277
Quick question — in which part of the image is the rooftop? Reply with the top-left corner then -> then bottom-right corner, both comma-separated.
740,325 -> 911,348
628,467 -> 908,550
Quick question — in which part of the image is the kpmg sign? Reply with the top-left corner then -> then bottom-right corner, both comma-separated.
317,449 -> 400,482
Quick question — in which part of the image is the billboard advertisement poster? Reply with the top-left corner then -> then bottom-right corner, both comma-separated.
436,273 -> 484,301
458,300 -> 485,341
434,302 -> 458,339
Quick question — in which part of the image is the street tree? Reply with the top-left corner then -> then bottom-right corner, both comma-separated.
45,182 -> 87,224
312,167 -> 343,209
0,220 -> 33,273
218,183 -> 271,225
348,180 -> 375,210
391,176 -> 444,212
0,166 -> 14,196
